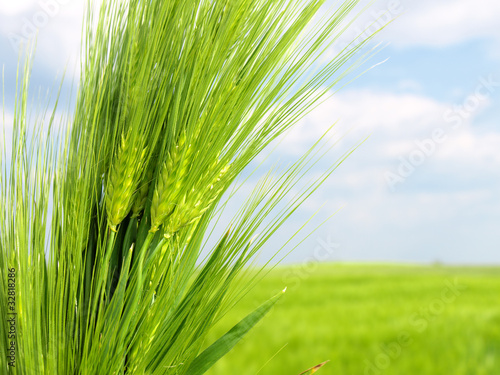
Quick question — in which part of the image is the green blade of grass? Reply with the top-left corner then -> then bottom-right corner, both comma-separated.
186,289 -> 286,375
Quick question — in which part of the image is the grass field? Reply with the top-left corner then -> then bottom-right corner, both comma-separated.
205,264 -> 500,374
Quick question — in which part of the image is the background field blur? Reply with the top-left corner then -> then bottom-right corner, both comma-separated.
205,264 -> 500,374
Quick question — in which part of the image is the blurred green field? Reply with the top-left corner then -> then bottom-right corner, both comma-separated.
205,264 -> 500,375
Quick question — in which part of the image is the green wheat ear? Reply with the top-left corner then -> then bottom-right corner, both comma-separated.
150,132 -> 192,232
164,160 -> 230,238
106,131 -> 147,231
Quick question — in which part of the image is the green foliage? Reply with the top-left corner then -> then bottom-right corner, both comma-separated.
0,0 -> 376,373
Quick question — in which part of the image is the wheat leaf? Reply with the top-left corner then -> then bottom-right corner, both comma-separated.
186,289 -> 285,375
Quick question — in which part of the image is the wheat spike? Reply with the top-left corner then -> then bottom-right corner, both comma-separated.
106,131 -> 146,231
150,132 -> 192,232
163,160 -> 230,238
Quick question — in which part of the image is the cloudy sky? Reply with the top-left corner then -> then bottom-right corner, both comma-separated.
1,0 -> 499,265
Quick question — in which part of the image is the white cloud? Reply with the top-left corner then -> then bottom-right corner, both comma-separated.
374,0 -> 500,47
281,85 -> 497,171
0,0 -> 86,78
325,0 -> 500,49
281,89 -> 451,156
0,0 -> 38,16
437,130 -> 500,167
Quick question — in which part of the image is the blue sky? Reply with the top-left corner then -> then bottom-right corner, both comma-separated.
1,0 -> 499,265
